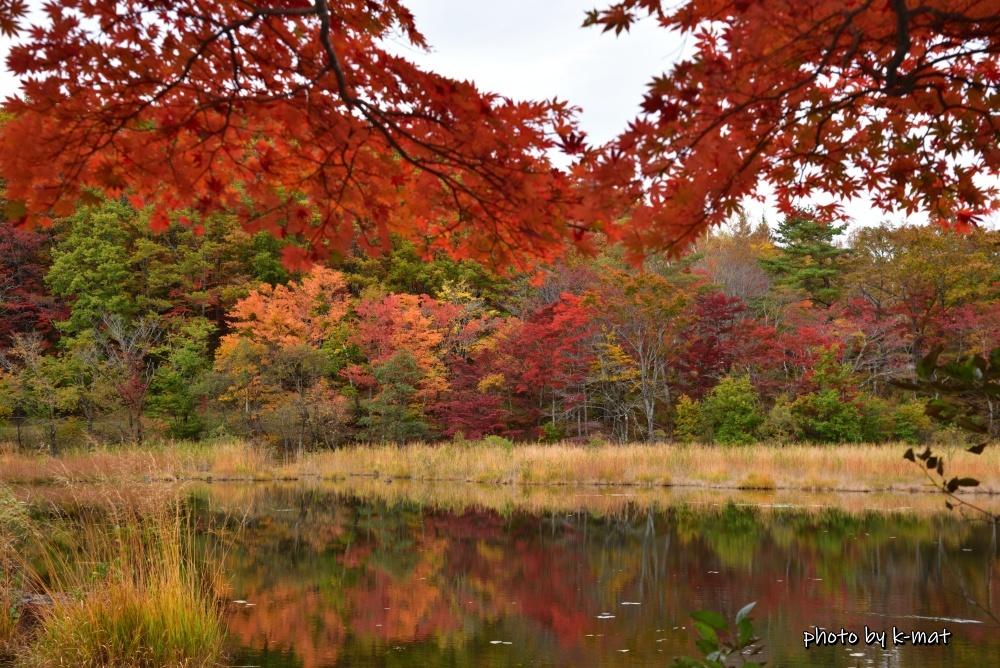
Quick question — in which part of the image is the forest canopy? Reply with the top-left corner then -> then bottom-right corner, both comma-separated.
2,206 -> 998,452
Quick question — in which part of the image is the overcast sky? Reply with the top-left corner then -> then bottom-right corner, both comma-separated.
390,1 -> 673,147
2,1 -> 994,231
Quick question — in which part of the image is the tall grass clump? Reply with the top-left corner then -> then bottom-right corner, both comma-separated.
14,488 -> 228,668
1,485 -> 31,659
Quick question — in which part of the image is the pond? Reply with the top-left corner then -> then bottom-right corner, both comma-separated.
170,482 -> 1000,668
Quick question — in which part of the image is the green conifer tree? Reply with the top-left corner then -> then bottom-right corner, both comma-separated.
759,216 -> 849,308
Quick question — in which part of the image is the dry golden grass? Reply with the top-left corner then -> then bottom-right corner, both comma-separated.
2,439 -> 999,495
0,438 -> 286,485
302,441 -> 1000,494
1,485 -> 29,659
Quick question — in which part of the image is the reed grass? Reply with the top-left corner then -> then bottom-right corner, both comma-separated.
305,441 -> 1000,493
2,438 -> 999,494
1,486 -> 30,659
3,485 -> 228,668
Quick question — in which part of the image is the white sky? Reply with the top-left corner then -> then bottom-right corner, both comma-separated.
2,1 -> 995,232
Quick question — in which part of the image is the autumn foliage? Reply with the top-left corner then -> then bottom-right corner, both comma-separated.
0,0 -> 624,271
0,2 -> 999,448
586,0 -> 1000,253
1,1 -> 998,267
5,200 -> 998,449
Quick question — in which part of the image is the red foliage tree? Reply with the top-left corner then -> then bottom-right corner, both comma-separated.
738,322 -> 838,400
0,221 -> 63,347
676,291 -> 746,398
512,294 -> 597,431
434,355 -> 512,440
586,0 -> 1000,256
3,2 -> 998,268
344,293 -> 448,416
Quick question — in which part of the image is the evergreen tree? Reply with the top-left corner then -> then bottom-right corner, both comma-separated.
759,216 -> 849,308
360,350 -> 429,444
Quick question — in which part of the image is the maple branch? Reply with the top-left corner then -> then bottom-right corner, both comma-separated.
313,0 -> 355,107
885,0 -> 914,94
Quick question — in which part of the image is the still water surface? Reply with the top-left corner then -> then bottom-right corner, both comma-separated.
183,483 -> 1000,668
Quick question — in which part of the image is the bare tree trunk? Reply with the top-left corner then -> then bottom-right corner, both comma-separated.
47,407 -> 57,456
14,411 -> 24,451
135,408 -> 143,445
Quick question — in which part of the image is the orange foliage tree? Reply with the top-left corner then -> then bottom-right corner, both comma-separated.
225,266 -> 350,348
344,293 -> 448,431
215,266 -> 350,449
0,1 -> 623,270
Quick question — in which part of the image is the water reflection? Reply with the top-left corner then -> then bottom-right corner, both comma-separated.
184,484 -> 1000,668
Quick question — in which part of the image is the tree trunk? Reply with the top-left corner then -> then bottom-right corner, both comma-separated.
14,409 -> 24,451
47,408 -> 57,456
135,407 -> 143,445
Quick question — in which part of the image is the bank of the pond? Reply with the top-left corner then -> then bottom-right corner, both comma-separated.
190,478 -> 1000,517
2,440 -> 999,495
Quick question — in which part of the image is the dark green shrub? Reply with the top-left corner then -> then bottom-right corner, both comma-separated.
858,394 -> 892,443
701,376 -> 763,445
790,390 -> 863,443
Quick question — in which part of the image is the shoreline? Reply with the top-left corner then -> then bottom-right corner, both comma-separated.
2,440 -> 999,496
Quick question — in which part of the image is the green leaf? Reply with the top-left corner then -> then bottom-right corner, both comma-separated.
669,658 -> 703,668
956,417 -> 988,434
738,617 -> 754,646
926,456 -> 938,470
957,478 -> 980,488
940,361 -> 974,383
695,638 -> 719,655
903,448 -> 915,462
925,400 -> 957,421
735,601 -> 757,625
691,609 -> 729,631
694,620 -> 719,645
916,345 -> 943,380
967,442 -> 988,455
